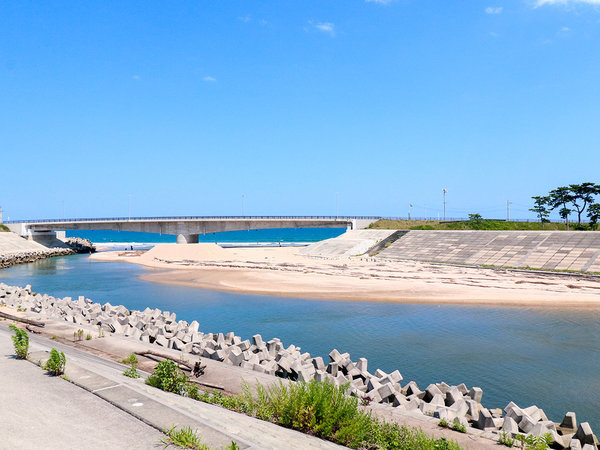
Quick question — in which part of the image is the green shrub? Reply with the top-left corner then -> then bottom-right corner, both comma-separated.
121,353 -> 139,366
450,420 -> 466,433
86,333 -> 92,340
438,418 -> 449,428
9,324 -> 29,359
146,360 -> 189,394
515,433 -> 553,450
160,425 -> 209,449
44,348 -> 66,376
123,366 -> 140,378
499,431 -> 514,447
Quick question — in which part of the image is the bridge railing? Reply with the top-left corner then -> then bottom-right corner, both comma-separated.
5,215 -> 382,224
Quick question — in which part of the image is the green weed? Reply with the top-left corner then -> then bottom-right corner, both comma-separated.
9,324 -> 29,359
44,348 -> 66,376
499,431 -> 514,447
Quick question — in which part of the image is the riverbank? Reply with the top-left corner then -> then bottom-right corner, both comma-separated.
90,244 -> 600,308
4,282 -> 597,449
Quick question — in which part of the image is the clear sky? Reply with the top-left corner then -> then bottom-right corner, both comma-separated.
1,0 -> 599,221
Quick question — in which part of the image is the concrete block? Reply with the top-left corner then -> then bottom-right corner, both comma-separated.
189,320 -> 200,334
502,416 -> 519,435
312,356 -> 326,371
449,399 -> 469,418
329,349 -> 342,364
377,383 -> 394,400
238,339 -> 251,351
155,335 -> 169,348
445,387 -> 463,406
374,368 -> 387,379
570,439 -> 582,450
468,387 -> 483,403
356,357 -> 368,372
561,412 -> 578,431
429,394 -> 445,407
575,423 -> 597,447
518,414 -> 537,434
404,381 -> 422,397
476,408 -> 496,431
327,362 -> 339,377
252,334 -> 264,347
456,383 -> 468,395
424,384 -> 443,403
530,421 -> 556,437
228,346 -> 244,366
392,393 -> 408,407
523,405 -> 542,423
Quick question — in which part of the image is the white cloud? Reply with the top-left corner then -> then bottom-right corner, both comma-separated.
132,75 -> 141,81
560,26 -> 571,31
485,6 -> 504,14
365,0 -> 392,4
202,76 -> 216,82
314,22 -> 336,36
536,0 -> 600,6
238,15 -> 251,23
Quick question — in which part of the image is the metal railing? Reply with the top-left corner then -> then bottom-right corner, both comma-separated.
5,215 -> 382,224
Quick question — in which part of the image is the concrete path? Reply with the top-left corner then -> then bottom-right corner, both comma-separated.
0,324 -> 343,450
0,331 -> 164,449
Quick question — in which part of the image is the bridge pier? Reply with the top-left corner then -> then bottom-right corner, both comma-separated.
176,233 -> 199,244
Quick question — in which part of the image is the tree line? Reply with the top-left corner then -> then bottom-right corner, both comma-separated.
530,182 -> 600,230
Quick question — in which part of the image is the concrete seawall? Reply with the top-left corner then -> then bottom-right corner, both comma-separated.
377,230 -> 600,273
0,232 -> 95,269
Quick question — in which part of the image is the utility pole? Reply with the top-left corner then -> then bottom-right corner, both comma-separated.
507,200 -> 512,221
128,194 -> 131,221
335,192 -> 339,220
408,203 -> 412,220
0,205 -> 3,223
62,200 -> 65,220
241,194 -> 245,217
442,189 -> 448,221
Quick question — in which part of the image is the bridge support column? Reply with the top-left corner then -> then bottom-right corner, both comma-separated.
176,234 -> 199,244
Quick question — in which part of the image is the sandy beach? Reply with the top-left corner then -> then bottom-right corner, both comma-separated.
88,244 -> 600,307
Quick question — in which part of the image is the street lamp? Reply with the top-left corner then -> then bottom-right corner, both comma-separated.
442,189 -> 448,221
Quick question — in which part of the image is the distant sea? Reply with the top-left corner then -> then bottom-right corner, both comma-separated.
66,227 -> 347,249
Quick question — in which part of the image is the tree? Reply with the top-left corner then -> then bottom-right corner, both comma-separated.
588,203 -> 600,230
568,183 -> 600,225
549,187 -> 574,230
529,196 -> 551,229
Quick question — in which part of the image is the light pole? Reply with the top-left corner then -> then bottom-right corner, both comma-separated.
507,200 -> 512,221
408,203 -> 412,220
62,200 -> 65,220
241,194 -> 245,217
442,189 -> 448,221
336,192 -> 339,219
128,194 -> 131,221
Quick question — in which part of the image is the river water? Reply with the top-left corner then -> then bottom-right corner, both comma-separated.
1,253 -> 599,430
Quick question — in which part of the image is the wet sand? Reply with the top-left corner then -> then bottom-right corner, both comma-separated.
90,244 -> 600,307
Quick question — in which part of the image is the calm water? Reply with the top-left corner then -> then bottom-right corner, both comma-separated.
2,254 -> 599,430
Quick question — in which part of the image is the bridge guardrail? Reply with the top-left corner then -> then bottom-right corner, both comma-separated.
5,216 -> 382,224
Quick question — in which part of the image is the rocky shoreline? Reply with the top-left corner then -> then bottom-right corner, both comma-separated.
0,282 -> 597,449
0,238 -> 95,269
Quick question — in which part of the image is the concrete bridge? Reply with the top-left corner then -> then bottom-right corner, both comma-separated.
5,216 -> 380,244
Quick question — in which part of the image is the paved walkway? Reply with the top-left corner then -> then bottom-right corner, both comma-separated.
0,331 -> 163,449
0,324 -> 342,449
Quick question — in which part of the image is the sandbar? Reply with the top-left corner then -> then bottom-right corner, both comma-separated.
90,244 -> 600,308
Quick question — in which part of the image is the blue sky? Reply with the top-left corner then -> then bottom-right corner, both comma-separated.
1,0 -> 599,221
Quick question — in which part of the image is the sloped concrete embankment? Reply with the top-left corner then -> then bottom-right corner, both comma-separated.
378,230 -> 600,272
0,232 -> 94,269
301,230 -> 398,259
1,282 -> 597,449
